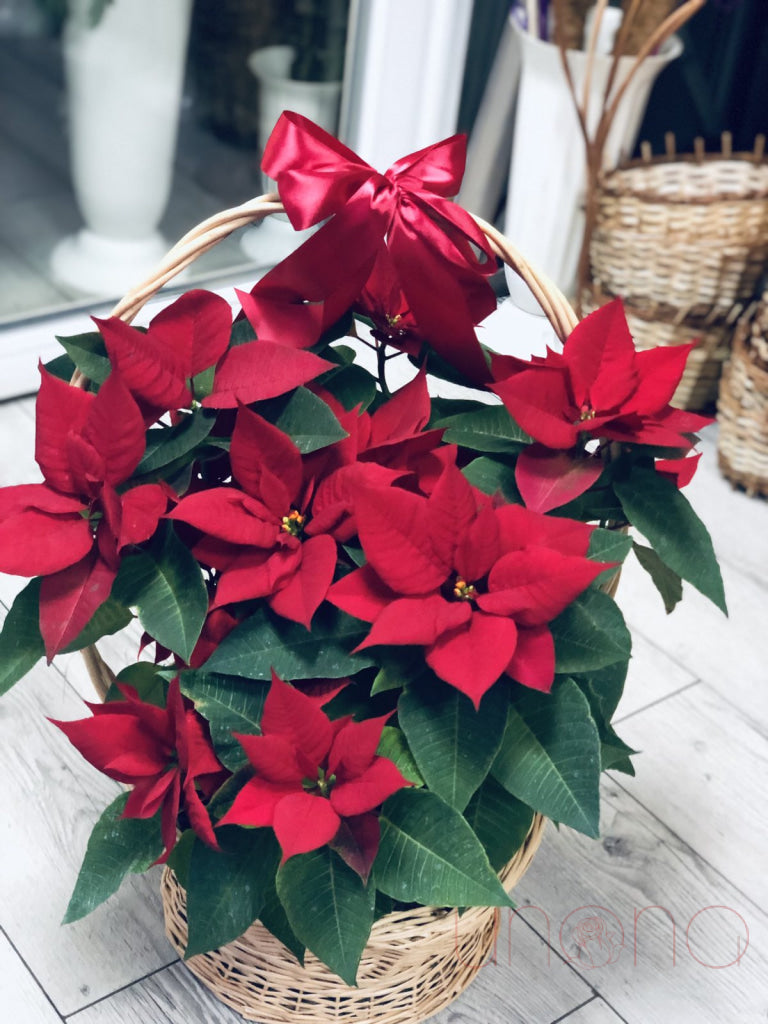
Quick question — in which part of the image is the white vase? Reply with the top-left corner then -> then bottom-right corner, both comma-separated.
241,44 -> 343,267
503,20 -> 682,313
50,0 -> 192,296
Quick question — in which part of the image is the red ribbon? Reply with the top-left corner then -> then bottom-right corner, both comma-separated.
244,113 -> 498,383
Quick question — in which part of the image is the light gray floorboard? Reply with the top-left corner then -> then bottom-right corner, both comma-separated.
557,997 -> 627,1023
616,682 -> 768,911
0,931 -> 63,1024
516,780 -> 768,1023
0,649 -> 174,1016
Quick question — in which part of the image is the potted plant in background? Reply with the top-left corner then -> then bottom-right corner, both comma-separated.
0,112 -> 725,1023
241,0 -> 350,265
48,0 -> 193,297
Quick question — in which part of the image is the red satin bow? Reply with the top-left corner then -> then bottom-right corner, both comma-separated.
243,112 -> 498,383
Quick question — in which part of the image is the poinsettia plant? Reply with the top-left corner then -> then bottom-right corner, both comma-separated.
0,113 -> 725,986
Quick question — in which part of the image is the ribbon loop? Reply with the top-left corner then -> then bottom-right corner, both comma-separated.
248,113 -> 498,383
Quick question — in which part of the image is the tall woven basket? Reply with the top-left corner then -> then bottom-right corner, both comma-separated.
74,198 -> 586,1024
717,294 -> 768,498
585,135 -> 768,410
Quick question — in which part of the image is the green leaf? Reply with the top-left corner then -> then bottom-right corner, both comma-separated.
462,456 -> 521,502
57,331 -> 111,385
571,662 -> 635,775
588,527 -> 632,586
0,579 -> 44,696
575,659 -> 629,725
374,789 -> 512,907
61,596 -> 133,654
179,671 -> 268,770
464,777 -> 535,872
599,724 -> 636,775
203,605 -> 376,680
43,352 -> 77,381
107,662 -> 167,706
230,316 -> 257,347
321,364 -> 377,412
165,828 -> 196,889
491,678 -> 601,837
137,408 -> 218,475
258,881 -> 305,964
185,826 -> 280,958
398,679 -> 507,811
277,847 -> 374,985
436,405 -> 532,453
551,587 -> 632,674
272,386 -> 349,454
376,726 -> 425,786
63,793 -> 163,923
632,540 -> 683,614
370,647 -> 426,694
112,523 -> 208,663
613,466 -> 726,613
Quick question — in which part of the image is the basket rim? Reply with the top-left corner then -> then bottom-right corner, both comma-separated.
596,154 -> 768,206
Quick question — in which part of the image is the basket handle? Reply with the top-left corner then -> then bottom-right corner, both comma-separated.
69,197 -> 579,396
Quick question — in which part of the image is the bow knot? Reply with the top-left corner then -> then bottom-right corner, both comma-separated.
247,112 -> 497,383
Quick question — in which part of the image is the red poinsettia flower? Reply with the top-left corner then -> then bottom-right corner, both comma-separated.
52,677 -> 227,862
307,373 -> 450,542
329,464 -> 609,705
353,248 -> 425,357
0,368 -> 166,657
95,289 -> 233,419
491,300 -> 712,451
168,404 -> 340,627
218,672 -> 408,875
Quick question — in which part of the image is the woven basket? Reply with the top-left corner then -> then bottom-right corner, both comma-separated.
160,815 -> 546,1024
585,283 -> 741,411
590,145 -> 768,319
73,197 -> 586,1023
717,295 -> 768,497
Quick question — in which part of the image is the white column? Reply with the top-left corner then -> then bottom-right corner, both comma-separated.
339,0 -> 474,171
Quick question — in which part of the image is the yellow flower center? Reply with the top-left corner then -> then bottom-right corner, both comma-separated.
578,404 -> 596,422
281,509 -> 305,537
453,577 -> 477,602
385,313 -> 402,327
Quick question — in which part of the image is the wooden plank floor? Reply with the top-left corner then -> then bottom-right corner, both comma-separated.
0,391 -> 765,1023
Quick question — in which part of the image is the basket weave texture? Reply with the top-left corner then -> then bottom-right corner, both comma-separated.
717,295 -> 768,497
591,155 -> 768,319
160,815 -> 546,1024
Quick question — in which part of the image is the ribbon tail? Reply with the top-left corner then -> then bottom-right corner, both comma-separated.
389,200 -> 497,384
244,201 -> 385,348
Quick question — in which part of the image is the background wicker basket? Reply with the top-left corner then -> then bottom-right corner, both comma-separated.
584,134 -> 768,411
71,196 -> 586,1023
590,138 -> 768,319
717,294 -> 768,497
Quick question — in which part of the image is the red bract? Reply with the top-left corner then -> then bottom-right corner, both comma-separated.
0,368 -> 166,656
218,672 -> 408,874
491,300 -> 712,451
52,678 -> 227,862
168,405 -> 339,628
95,290 -> 233,419
308,373 -> 449,542
329,464 -> 610,705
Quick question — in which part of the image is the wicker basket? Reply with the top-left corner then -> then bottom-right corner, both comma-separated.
585,284 -> 741,411
160,815 -> 546,1024
590,144 -> 768,320
717,295 -> 768,497
68,194 -> 586,1023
